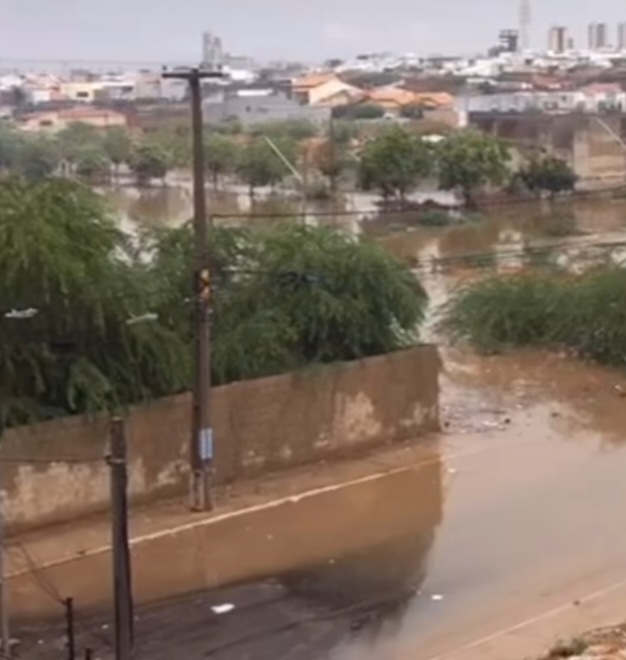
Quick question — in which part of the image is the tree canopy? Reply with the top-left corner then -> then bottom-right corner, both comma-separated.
204,134 -> 239,189
358,126 -> 433,201
0,176 -> 188,429
129,141 -> 170,186
519,155 -> 577,197
436,129 -> 511,207
1,176 -> 428,428
235,138 -> 289,197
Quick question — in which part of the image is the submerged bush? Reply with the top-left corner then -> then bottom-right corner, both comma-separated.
441,267 -> 626,368
440,274 -> 561,352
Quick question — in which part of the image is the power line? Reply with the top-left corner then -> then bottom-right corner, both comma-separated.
0,456 -> 103,466
0,237 -> 623,318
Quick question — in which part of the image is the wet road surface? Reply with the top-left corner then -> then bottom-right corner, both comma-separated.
17,347 -> 626,660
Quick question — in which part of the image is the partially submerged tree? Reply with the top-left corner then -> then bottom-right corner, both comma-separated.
519,156 -> 577,198
204,134 -> 239,189
358,126 -> 432,202
102,127 -> 133,176
56,122 -> 102,166
436,129 -> 510,207
75,146 -> 111,183
235,138 -> 286,198
18,136 -> 60,180
129,142 -> 170,187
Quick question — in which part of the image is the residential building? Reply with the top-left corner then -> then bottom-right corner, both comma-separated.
363,86 -> 418,112
17,107 -> 128,133
588,22 -> 608,51
59,81 -> 106,103
224,54 -> 257,71
202,31 -> 224,71
291,72 -> 338,104
307,79 -> 364,106
466,83 -> 626,113
618,22 -> 626,51
498,30 -> 520,53
203,90 -> 331,126
548,26 -> 568,54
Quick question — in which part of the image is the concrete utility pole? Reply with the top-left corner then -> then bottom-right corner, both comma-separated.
162,66 -> 223,511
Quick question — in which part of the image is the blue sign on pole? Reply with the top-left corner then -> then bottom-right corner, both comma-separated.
199,427 -> 213,461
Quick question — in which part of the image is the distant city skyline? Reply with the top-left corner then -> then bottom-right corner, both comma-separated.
3,0 -> 626,63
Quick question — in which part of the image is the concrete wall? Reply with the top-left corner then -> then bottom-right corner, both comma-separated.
0,346 -> 439,531
203,93 -> 331,126
469,112 -> 626,185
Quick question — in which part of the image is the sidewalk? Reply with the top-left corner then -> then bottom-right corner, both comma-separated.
7,437 -> 440,579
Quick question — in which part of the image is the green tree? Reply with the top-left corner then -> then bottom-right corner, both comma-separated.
436,129 -> 510,208
18,136 -> 60,181
149,223 -> 428,384
57,122 -> 102,166
0,125 -> 22,171
147,125 -> 191,169
204,134 -> 239,189
75,146 -> 111,183
358,126 -> 432,201
519,156 -> 577,198
0,177 -> 188,428
0,177 -> 429,428
102,127 -> 133,176
129,142 -> 170,187
235,138 -> 286,198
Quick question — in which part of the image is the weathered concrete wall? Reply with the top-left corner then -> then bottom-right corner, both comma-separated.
469,112 -> 626,185
0,346 -> 440,531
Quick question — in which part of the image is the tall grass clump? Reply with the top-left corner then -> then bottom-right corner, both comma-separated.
441,267 -> 626,369
440,274 -> 562,352
555,268 -> 626,367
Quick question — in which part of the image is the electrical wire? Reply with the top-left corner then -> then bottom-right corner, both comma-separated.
5,514 -> 114,650
0,456 -> 104,465
8,537 -> 65,607
0,238 -> 623,320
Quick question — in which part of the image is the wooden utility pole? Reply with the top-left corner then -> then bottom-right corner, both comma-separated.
162,66 -> 223,511
108,418 -> 133,660
0,482 -> 9,658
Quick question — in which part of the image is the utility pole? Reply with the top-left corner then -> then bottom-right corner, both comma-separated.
108,418 -> 133,660
0,484 -> 9,658
162,66 -> 224,511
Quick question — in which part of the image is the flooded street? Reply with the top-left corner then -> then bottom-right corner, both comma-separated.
19,192 -> 626,659
18,348 -> 626,660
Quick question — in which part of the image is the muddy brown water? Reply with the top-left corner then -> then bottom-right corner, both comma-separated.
17,345 -> 626,660
25,193 -> 626,659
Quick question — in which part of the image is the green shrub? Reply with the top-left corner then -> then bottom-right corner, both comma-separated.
440,274 -> 562,351
441,267 -> 626,369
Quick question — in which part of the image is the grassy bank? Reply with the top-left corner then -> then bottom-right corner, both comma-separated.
440,268 -> 626,368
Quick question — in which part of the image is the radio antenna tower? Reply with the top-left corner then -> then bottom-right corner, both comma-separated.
519,0 -> 531,50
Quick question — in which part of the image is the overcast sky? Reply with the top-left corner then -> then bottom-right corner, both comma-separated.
1,0 -> 626,65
